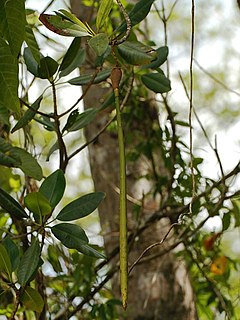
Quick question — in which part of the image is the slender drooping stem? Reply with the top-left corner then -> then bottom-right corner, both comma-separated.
110,67 -> 128,310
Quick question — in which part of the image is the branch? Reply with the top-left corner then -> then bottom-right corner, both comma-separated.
194,59 -> 240,97
189,0 -> 196,212
111,0 -> 131,45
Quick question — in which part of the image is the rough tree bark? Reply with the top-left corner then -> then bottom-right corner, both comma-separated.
70,1 -> 198,319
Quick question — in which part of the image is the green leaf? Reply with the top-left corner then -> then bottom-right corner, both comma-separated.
39,169 -> 66,208
2,236 -> 19,271
39,12 -> 92,37
0,137 -> 43,181
24,46 -> 39,77
98,91 -> 115,111
88,33 -> 109,56
58,9 -> 93,33
222,212 -> 231,231
0,0 -> 26,57
0,103 -> 10,125
118,41 -> 157,65
51,223 -> 105,259
0,137 -> 42,180
11,147 -> 43,180
56,192 -> 105,221
59,38 -> 86,77
75,243 -> 106,259
38,56 -> 58,80
25,24 -> 41,63
24,192 -> 52,217
20,286 -> 44,313
0,243 -> 12,280
0,149 -> 21,168
143,46 -> 169,69
63,108 -> 98,132
17,238 -> 41,286
231,200 -> 240,227
34,115 -> 56,131
96,0 -> 113,31
51,223 -> 89,247
47,245 -> 62,273
11,95 -> 43,133
0,38 -> 19,113
141,72 -> 171,93
0,187 -> 28,219
68,69 -> 111,85
46,140 -> 59,161
117,0 -> 155,33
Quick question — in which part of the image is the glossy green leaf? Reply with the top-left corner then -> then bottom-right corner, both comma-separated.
98,91 -> 115,111
63,108 -> 98,132
118,41 -> 157,65
0,0 -> 25,57
34,115 -> 56,131
0,103 -> 9,125
76,243 -> 106,259
17,238 -> 41,286
51,223 -> 105,259
117,0 -> 155,33
68,69 -> 111,85
11,147 -> 43,180
0,187 -> 28,219
25,24 -> 41,63
0,137 -> 42,180
24,192 -> 52,217
222,212 -> 231,231
56,192 -> 105,221
38,56 -> 58,80
39,12 -> 92,37
143,46 -> 169,69
24,46 -> 39,77
20,286 -> 44,313
2,236 -> 19,271
46,140 -> 59,161
96,0 -> 113,31
141,72 -> 171,93
0,146 -> 21,167
59,38 -> 86,77
88,33 -> 109,56
58,9 -> 93,33
51,223 -> 89,247
47,245 -> 62,273
11,95 -> 43,133
40,169 -> 66,208
0,243 -> 12,280
0,38 -> 19,113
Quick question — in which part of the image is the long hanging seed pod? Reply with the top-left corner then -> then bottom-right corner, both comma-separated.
110,67 -> 128,310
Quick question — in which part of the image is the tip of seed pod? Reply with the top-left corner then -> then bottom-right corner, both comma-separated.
122,301 -> 127,310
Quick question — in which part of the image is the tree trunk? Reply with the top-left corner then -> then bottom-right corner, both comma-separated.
70,1 -> 198,319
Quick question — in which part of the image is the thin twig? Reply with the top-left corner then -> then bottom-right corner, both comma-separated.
189,0 -> 196,212
179,72 -> 227,183
194,59 -> 240,97
129,222 -> 178,275
51,81 -> 68,170
58,68 -> 102,119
